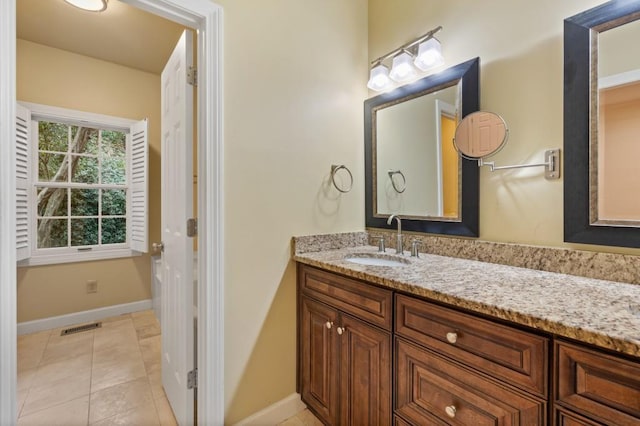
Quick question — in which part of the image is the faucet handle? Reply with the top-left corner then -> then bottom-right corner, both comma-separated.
411,240 -> 420,258
376,236 -> 386,252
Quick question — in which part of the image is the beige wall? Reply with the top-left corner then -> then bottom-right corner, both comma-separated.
217,0 -> 368,422
16,39 -> 161,322
369,0 -> 640,256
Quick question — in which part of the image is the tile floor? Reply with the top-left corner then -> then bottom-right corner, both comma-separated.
17,310 -> 177,426
277,409 -> 323,426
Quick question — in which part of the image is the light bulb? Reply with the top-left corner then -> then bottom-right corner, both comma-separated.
64,0 -> 108,12
414,38 -> 444,71
389,51 -> 416,82
367,63 -> 392,91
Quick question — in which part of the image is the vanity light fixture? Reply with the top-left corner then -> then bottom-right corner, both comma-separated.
64,0 -> 108,12
367,25 -> 444,91
367,62 -> 392,91
389,50 -> 417,82
414,37 -> 444,71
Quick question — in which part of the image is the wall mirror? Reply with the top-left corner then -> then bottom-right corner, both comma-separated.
565,0 -> 640,248
365,57 -> 479,237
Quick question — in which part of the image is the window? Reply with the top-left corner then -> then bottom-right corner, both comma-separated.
16,103 -> 148,265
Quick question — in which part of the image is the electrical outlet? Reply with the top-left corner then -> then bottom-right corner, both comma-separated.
86,280 -> 98,294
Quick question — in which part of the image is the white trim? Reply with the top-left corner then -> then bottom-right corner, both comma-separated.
19,101 -> 137,131
3,1 -> 224,425
435,99 -> 455,217
233,394 -> 307,426
599,69 -> 640,89
17,299 -> 153,335
18,249 -> 141,267
0,0 -> 17,423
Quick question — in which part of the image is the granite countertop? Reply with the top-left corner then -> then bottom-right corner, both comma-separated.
294,243 -> 640,358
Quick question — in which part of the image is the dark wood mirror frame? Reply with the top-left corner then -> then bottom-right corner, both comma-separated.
364,57 -> 479,237
564,1 -> 640,248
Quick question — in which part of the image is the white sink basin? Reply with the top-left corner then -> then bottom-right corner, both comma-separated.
345,253 -> 409,267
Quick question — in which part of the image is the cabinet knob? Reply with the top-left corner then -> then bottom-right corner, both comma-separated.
446,332 -> 458,344
336,326 -> 346,335
445,405 -> 457,418
325,321 -> 333,329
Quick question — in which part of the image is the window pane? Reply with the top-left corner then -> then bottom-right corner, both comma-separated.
37,218 -> 68,248
71,127 -> 99,154
71,155 -> 99,184
38,153 -> 67,182
71,189 -> 99,216
102,218 -> 126,244
101,130 -> 127,185
38,121 -> 68,152
37,187 -> 68,217
71,218 -> 98,246
102,189 -> 126,215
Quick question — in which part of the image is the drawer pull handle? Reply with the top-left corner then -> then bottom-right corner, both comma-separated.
445,405 -> 457,418
325,321 -> 333,329
446,332 -> 458,344
337,326 -> 346,335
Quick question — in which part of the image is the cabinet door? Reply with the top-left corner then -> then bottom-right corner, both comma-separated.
396,338 -> 546,425
556,340 -> 640,425
339,313 -> 391,426
300,297 -> 340,424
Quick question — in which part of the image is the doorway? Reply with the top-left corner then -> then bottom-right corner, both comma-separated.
0,1 -> 224,424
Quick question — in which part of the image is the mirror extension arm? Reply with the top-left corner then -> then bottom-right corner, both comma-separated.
478,149 -> 561,180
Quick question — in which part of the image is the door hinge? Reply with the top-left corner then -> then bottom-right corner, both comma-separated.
187,218 -> 198,237
187,66 -> 197,86
187,368 -> 197,389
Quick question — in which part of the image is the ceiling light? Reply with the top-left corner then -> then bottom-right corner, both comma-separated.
367,62 -> 392,91
64,0 -> 108,12
414,38 -> 444,71
389,50 -> 417,83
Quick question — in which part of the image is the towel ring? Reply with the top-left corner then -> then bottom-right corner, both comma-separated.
331,164 -> 353,193
388,170 -> 406,193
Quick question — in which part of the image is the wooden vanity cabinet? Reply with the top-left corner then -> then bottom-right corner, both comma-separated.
394,294 -> 548,425
298,265 -> 392,425
297,263 -> 640,426
554,340 -> 640,425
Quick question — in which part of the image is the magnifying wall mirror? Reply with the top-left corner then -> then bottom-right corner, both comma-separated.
565,0 -> 640,248
453,111 -> 508,160
453,111 -> 560,178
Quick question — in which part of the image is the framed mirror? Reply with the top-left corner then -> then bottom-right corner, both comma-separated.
365,57 -> 479,237
564,1 -> 640,247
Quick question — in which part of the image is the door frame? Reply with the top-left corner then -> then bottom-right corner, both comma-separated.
0,1 -> 225,424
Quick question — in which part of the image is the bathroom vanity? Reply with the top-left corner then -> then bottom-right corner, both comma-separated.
295,238 -> 640,425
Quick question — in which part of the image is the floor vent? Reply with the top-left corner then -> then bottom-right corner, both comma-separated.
60,322 -> 102,336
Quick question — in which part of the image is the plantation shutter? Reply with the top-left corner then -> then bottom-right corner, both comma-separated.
129,119 -> 148,253
16,104 -> 31,261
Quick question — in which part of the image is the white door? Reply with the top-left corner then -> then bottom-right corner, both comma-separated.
161,29 -> 195,425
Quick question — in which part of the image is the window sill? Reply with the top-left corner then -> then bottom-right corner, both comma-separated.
17,249 -> 142,267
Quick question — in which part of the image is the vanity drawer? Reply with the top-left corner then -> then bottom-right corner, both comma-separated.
556,340 -> 640,425
395,338 -> 546,425
395,294 -> 548,397
299,265 -> 392,330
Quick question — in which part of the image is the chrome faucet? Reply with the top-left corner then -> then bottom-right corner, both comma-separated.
387,214 -> 403,254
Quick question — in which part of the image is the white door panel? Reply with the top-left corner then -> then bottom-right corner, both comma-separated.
161,29 -> 194,425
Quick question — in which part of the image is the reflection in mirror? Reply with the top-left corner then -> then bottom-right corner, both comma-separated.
595,19 -> 640,224
365,57 -> 480,237
453,111 -> 508,160
375,84 -> 459,218
564,0 -> 640,247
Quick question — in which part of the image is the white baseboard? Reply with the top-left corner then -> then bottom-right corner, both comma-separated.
17,299 -> 153,335
234,393 -> 307,426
